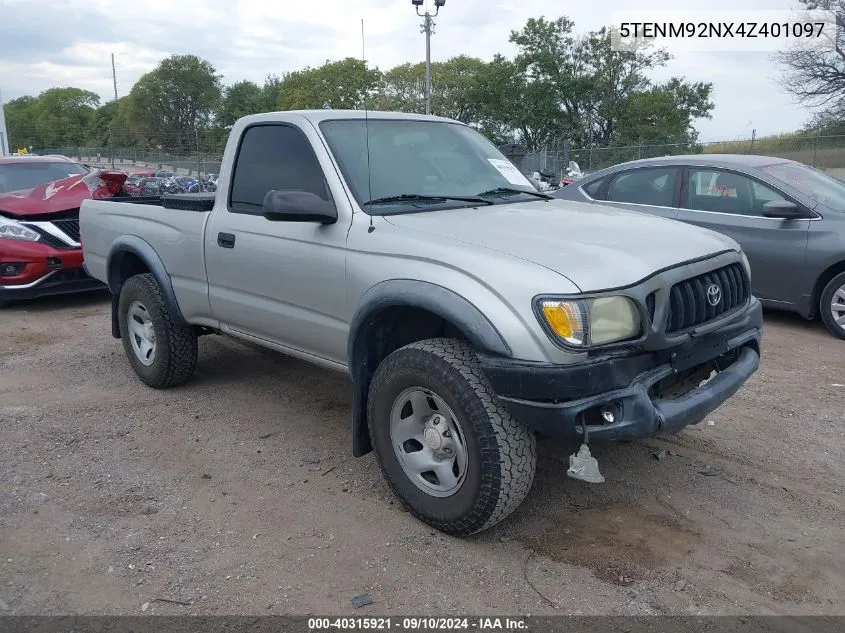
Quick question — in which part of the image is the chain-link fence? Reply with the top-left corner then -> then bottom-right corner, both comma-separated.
516,134 -> 845,179
21,130 -> 845,182
15,129 -> 226,178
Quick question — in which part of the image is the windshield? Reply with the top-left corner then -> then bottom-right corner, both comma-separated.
761,162 -> 845,212
0,161 -> 87,193
319,119 -> 537,213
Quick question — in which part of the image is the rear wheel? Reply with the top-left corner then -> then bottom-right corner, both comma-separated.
118,273 -> 197,388
820,272 -> 845,340
367,338 -> 536,536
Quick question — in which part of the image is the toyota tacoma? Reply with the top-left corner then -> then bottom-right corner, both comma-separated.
79,111 -> 762,535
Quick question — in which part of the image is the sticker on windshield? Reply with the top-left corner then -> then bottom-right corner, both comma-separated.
487,159 -> 533,186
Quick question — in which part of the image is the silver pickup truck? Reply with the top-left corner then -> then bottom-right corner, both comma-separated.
80,110 -> 762,536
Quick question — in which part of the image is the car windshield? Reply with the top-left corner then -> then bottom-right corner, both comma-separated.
0,161 -> 87,193
319,119 -> 538,214
761,162 -> 845,212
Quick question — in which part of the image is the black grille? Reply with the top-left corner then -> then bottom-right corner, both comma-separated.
27,226 -> 74,249
666,263 -> 749,333
51,218 -> 80,242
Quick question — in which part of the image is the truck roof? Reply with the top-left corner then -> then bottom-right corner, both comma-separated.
238,109 -> 463,126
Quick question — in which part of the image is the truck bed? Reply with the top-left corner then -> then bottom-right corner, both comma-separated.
80,196 -> 214,323
102,193 -> 216,212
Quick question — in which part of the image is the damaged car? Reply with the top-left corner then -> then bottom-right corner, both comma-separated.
0,155 -> 127,307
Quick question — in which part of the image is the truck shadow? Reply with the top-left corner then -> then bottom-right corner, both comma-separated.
4,290 -> 111,315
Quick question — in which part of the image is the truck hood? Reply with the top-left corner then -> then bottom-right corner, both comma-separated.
383,199 -> 739,291
0,170 -> 127,218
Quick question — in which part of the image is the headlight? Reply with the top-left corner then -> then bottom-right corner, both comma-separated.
538,296 -> 642,348
740,251 -> 751,281
0,218 -> 40,242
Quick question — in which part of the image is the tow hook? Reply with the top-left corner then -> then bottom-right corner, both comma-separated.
567,423 -> 605,484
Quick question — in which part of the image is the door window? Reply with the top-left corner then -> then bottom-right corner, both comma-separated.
685,169 -> 788,216
229,124 -> 331,215
582,177 -> 606,198
605,168 -> 678,207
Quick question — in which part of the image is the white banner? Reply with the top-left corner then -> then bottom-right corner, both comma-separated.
610,9 -> 837,53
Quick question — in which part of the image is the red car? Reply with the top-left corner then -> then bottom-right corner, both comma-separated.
0,155 -> 127,306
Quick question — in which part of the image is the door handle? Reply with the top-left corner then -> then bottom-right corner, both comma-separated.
217,232 -> 235,248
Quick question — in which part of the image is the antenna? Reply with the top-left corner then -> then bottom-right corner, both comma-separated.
362,18 -> 374,233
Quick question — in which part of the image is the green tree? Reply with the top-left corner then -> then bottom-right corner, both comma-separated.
475,54 -> 562,150
219,80 -> 264,127
261,74 -> 284,112
506,17 -> 713,149
4,95 -> 40,150
380,56 -> 494,122
278,58 -> 382,110
126,54 -> 222,152
33,87 -> 100,147
431,56 -> 489,122
379,62 -> 426,113
615,78 -> 712,146
88,98 -> 125,146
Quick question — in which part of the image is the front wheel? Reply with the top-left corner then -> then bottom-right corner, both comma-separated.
820,272 -> 845,340
367,338 -> 536,536
118,273 -> 198,388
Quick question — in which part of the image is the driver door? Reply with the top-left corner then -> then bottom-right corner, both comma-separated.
204,121 -> 352,365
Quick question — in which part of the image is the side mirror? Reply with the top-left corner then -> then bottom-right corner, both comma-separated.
262,190 -> 338,224
762,200 -> 805,219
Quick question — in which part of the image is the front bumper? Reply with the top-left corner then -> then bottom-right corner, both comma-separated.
0,241 -> 105,302
478,298 -> 763,441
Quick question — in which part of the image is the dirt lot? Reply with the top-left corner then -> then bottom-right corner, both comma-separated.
1,292 -> 843,616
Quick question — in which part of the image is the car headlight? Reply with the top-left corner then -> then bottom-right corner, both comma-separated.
537,296 -> 642,348
740,251 -> 751,281
0,218 -> 40,242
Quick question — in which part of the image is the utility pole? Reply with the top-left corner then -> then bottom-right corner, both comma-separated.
111,54 -> 118,100
110,54 -> 118,168
423,12 -> 432,115
0,88 -> 10,156
412,0 -> 446,116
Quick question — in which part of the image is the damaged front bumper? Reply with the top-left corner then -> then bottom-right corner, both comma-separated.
478,298 -> 763,441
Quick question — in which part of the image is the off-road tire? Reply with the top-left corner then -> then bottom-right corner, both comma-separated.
367,338 -> 536,536
820,271 -> 845,340
118,273 -> 197,388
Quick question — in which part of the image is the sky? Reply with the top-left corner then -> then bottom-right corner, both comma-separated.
0,0 -> 815,142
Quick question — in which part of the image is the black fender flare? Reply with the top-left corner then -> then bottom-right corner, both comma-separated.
106,235 -> 187,339
347,279 -> 512,456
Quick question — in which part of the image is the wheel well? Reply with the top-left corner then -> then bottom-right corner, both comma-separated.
812,260 -> 845,316
114,251 -> 151,289
364,306 -> 469,372
351,306 -> 473,457
107,251 -> 152,339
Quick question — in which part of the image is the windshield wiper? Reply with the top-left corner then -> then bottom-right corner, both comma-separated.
365,193 -> 493,206
477,187 -> 552,200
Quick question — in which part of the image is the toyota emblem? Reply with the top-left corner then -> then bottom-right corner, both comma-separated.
706,284 -> 722,307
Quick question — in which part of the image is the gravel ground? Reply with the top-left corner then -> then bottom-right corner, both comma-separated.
1,291 -> 843,616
